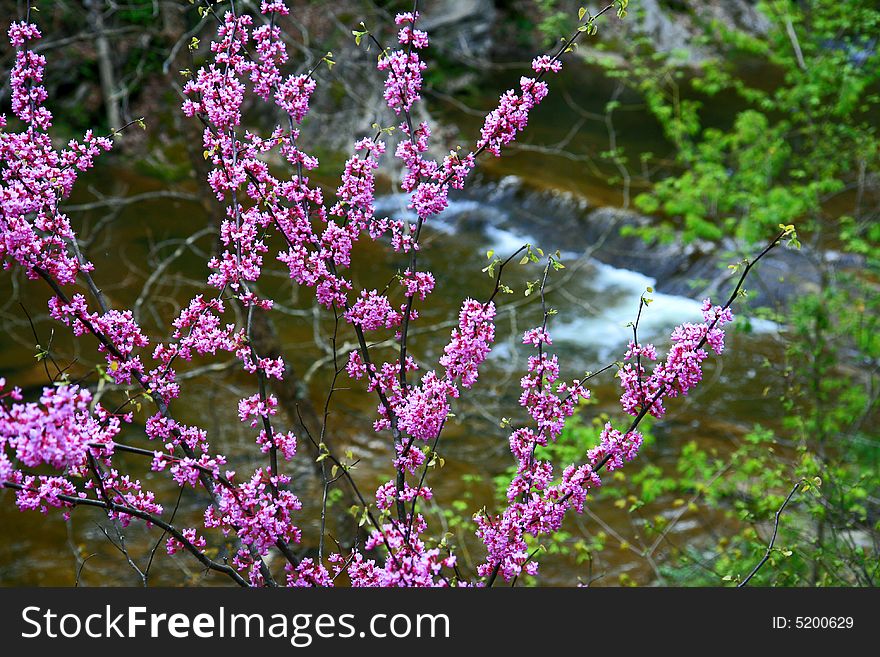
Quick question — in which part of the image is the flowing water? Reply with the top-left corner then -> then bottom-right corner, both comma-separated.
0,62 -> 789,586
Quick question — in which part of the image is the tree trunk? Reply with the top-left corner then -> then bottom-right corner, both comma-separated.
85,0 -> 122,133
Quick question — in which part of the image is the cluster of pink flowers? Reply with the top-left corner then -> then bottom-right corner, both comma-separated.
49,295 -> 150,385
587,423 -> 644,472
260,1 -> 290,16
439,300 -> 497,387
0,380 -> 123,477
274,134 -> 388,308
172,3 -> 634,585
286,558 -> 333,587
144,413 -> 209,453
619,298 -> 734,418
378,15 -> 472,224
7,21 -> 40,48
378,49 -> 425,115
345,293 -> 501,583
381,50 -> 563,233
476,57 -> 563,157
531,55 -> 563,73
0,376 -> 161,524
519,351 -> 588,439
475,325 -> 591,580
8,22 -> 50,129
160,295 -> 246,392
166,528 -> 207,556
204,469 -> 302,556
394,371 -> 458,441
344,289 -> 402,331
396,121 -> 450,219
400,269 -> 435,300
13,475 -> 81,516
83,468 -> 164,527
257,428 -> 297,461
376,480 -> 433,512
330,515 -> 457,587
181,8 -> 320,316
362,296 -> 497,444
378,13 -> 428,115
0,7 -> 313,583
238,392 -> 279,428
1,21 -> 112,286
250,17 -> 286,100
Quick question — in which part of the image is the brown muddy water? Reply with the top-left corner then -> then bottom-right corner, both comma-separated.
0,62 -> 789,586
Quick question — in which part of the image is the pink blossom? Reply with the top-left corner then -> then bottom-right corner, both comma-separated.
257,429 -> 297,461
8,21 -> 40,47
286,558 -> 333,587
523,327 -> 552,346
238,393 -> 279,428
166,528 -> 207,555
339,514 -> 456,587
1,383 -> 122,473
260,1 -> 289,16
619,299 -> 735,419
14,475 -> 81,514
401,269 -> 435,300
395,371 -> 456,441
344,289 -> 401,331
1,22 -> 112,285
376,18 -> 428,116
440,299 -> 496,387
531,55 -> 563,73
204,469 -> 302,554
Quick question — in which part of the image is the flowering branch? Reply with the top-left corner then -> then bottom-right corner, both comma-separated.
0,0 -> 789,588
482,228 -> 792,585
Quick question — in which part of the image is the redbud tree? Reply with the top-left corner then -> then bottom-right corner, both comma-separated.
0,0 -> 793,587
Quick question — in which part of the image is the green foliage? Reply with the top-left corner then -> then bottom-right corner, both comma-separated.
535,0 -> 574,43
113,1 -> 160,26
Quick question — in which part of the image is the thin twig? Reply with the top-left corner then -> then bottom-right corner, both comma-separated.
737,479 -> 803,587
